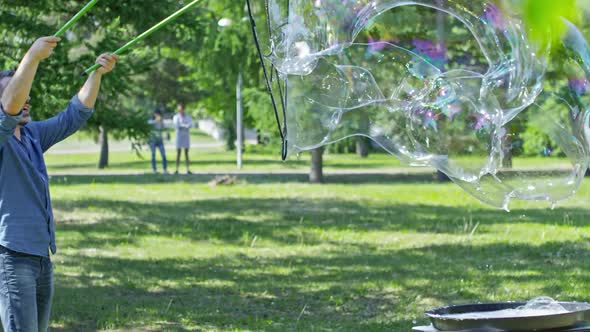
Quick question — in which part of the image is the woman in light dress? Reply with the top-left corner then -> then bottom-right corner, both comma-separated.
172,103 -> 192,174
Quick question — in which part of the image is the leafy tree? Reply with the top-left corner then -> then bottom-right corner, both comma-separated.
3,1 -> 240,163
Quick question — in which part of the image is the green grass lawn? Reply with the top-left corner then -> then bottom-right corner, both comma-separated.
44,148 -> 413,174
48,173 -> 590,331
44,145 -> 575,175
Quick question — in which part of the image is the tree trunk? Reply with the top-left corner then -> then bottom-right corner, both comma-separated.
225,118 -> 236,151
436,170 -> 450,182
356,110 -> 370,158
98,126 -> 109,169
310,147 -> 324,183
501,131 -> 513,169
502,151 -> 513,168
356,137 -> 369,158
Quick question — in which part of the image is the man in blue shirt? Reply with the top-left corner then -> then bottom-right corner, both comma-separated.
0,36 -> 119,331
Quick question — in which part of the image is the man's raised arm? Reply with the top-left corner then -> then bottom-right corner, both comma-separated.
77,53 -> 119,108
29,53 -> 119,152
1,37 -> 60,115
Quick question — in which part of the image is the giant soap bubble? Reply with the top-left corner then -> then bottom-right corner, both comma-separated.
263,0 -> 590,209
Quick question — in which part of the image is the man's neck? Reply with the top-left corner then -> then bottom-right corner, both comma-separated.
14,125 -> 21,141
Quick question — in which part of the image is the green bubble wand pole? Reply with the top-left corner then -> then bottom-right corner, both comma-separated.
54,0 -> 100,37
83,0 -> 202,75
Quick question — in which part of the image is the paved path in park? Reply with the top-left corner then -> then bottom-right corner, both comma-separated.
47,141 -> 224,154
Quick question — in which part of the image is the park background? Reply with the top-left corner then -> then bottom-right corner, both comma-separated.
1,0 -> 590,331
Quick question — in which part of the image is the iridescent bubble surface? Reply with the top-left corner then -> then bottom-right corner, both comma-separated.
267,0 -> 590,209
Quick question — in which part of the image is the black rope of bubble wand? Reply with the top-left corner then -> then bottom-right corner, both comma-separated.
257,0 -> 289,159
246,0 -> 288,160
266,0 -> 289,160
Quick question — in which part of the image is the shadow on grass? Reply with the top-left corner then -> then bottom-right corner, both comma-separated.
51,239 -> 590,331
49,196 -> 590,330
49,172 -> 439,185
52,197 -> 590,248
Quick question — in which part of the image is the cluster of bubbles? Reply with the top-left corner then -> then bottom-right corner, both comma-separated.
441,296 -> 590,320
265,0 -> 590,209
438,297 -> 570,320
516,296 -> 568,313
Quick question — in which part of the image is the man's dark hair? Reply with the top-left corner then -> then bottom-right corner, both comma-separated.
0,70 -> 16,98
0,70 -> 15,80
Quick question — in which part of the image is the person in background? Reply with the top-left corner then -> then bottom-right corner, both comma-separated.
148,109 -> 168,174
172,103 -> 192,174
0,36 -> 118,332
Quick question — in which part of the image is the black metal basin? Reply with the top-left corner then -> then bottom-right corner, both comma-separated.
425,302 -> 590,331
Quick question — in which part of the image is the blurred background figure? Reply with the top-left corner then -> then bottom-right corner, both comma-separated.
173,103 -> 192,174
148,109 -> 168,174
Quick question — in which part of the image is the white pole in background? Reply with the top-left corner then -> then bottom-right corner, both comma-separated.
237,70 -> 243,169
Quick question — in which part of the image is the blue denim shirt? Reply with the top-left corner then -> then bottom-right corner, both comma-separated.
0,96 -> 93,256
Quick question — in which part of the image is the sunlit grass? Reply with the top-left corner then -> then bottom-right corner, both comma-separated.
48,174 -> 590,331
